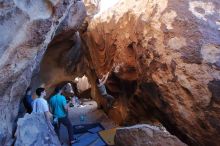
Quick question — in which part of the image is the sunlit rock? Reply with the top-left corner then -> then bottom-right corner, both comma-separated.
115,124 -> 186,146
83,0 -> 220,145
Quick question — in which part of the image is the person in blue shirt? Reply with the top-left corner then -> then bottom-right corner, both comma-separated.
49,87 -> 78,145
23,87 -> 33,114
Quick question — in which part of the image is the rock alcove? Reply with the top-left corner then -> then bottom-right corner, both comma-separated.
0,0 -> 220,146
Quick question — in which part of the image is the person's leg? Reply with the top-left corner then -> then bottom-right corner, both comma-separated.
59,117 -> 74,143
104,94 -> 115,108
54,121 -> 60,139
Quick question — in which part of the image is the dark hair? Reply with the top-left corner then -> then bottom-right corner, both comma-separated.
96,78 -> 100,84
55,87 -> 62,94
36,88 -> 45,96
25,87 -> 31,94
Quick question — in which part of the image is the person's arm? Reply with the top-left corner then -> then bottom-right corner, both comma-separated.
49,102 -> 53,115
100,72 -> 109,84
62,96 -> 69,111
97,78 -> 104,87
43,101 -> 55,135
44,111 -> 55,135
64,103 -> 69,111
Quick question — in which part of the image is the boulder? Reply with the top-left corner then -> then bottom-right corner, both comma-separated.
0,0 -> 86,145
15,113 -> 60,146
115,124 -> 186,146
83,0 -> 220,145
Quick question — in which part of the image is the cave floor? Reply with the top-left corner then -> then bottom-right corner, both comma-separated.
59,98 -> 118,146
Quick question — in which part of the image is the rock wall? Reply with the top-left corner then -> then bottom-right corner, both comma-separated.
115,124 -> 186,146
0,0 -> 220,145
31,0 -> 87,96
0,0 -> 86,145
15,113 -> 60,146
83,0 -> 220,145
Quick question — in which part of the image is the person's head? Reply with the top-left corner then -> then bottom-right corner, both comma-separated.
96,78 -> 100,84
66,83 -> 74,94
36,88 -> 46,97
26,87 -> 32,95
55,87 -> 62,94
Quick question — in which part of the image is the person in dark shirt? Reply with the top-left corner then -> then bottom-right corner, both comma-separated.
96,72 -> 115,108
23,87 -> 33,114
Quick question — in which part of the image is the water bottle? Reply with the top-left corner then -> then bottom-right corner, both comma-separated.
80,114 -> 84,122
80,114 -> 86,122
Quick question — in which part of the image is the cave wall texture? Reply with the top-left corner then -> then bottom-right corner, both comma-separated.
83,0 -> 220,145
0,0 -> 86,145
0,0 -> 220,146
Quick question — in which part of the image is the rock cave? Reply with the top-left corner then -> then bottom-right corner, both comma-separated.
0,0 -> 220,146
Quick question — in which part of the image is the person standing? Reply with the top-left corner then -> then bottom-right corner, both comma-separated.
23,87 -> 33,113
49,87 -> 78,145
32,87 -> 54,135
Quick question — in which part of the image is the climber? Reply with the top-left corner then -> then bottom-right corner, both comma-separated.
96,72 -> 115,108
32,87 -> 55,135
49,87 -> 78,145
22,87 -> 33,114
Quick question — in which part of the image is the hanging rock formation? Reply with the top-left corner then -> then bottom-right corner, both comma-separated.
31,0 -> 87,94
0,0 -> 86,145
83,0 -> 220,145
115,124 -> 186,146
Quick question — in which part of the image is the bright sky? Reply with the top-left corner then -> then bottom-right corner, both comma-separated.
97,0 -> 119,15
